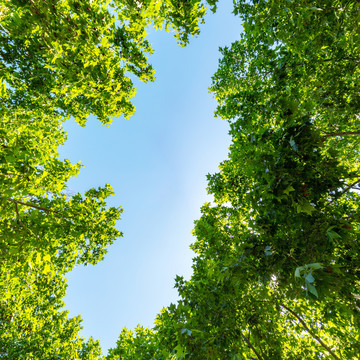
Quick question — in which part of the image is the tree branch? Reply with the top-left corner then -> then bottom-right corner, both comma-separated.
280,304 -> 340,360
239,330 -> 264,360
0,172 -> 30,180
338,179 -> 360,198
14,202 -> 20,223
327,179 -> 360,205
2,197 -> 60,216
322,131 -> 360,137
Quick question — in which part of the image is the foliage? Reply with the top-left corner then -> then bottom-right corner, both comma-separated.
0,0 -> 211,357
0,0 -> 208,125
106,325 -> 163,360
2,0 -> 360,358
0,249 -> 104,359
110,0 -> 360,359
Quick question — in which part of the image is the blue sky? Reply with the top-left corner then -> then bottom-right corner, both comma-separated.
59,1 -> 241,353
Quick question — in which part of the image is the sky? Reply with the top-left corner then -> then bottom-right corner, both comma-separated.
59,1 -> 242,354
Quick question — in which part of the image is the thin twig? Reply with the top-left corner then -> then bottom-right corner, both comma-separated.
280,304 -> 340,360
322,131 -> 360,137
327,179 -> 360,204
14,202 -> 20,223
239,330 -> 264,360
3,197 -> 61,217
0,172 -> 29,180
338,179 -> 360,198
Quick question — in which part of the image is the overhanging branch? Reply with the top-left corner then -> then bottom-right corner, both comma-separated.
2,197 -> 61,217
322,131 -> 360,137
239,330 -> 264,360
280,304 -> 340,360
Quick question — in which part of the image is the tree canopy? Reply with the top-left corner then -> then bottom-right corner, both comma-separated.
0,0 -> 209,357
109,1 -> 360,359
1,0 -> 359,359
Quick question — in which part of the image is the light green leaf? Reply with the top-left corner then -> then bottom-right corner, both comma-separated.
265,245 -> 272,256
309,6 -> 323,11
43,254 -> 51,262
297,201 -> 315,215
43,264 -> 51,274
174,344 -> 184,359
283,185 -> 295,195
295,266 -> 303,278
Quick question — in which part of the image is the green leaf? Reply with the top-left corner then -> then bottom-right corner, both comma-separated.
305,272 -> 315,283
297,201 -> 315,215
306,282 -> 319,298
327,227 -> 341,242
307,263 -> 323,270
265,245 -> 272,256
43,254 -> 51,262
289,137 -> 298,152
283,185 -> 295,195
43,264 -> 51,274
9,246 -> 18,255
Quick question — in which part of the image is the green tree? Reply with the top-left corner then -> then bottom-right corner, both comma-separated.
0,0 -> 211,357
110,0 -> 360,358
106,325 -> 163,360
2,0 -> 360,358
0,251 -> 104,359
0,0 -> 208,125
